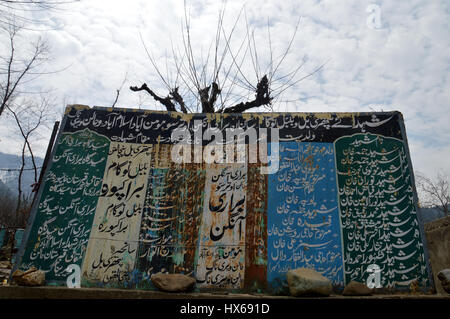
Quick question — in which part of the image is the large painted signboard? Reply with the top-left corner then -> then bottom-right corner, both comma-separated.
15,105 -> 433,293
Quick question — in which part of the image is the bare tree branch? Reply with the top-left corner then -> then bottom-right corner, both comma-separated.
0,0 -> 79,31
222,74 -> 272,113
170,87 -> 188,113
111,73 -> 128,109
130,83 -> 176,112
416,171 -> 450,215
0,24 -> 49,117
131,1 -> 322,114
4,95 -> 52,217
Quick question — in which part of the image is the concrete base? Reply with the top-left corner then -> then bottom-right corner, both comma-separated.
0,285 -> 449,299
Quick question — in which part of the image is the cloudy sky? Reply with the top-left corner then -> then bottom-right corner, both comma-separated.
0,0 -> 448,179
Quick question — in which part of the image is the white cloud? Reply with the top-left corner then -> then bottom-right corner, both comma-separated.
0,0 -> 448,179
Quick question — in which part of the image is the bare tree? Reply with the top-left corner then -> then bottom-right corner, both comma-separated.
0,0 -> 78,118
130,1 -> 326,113
416,171 -> 450,216
0,2 -> 72,249
5,95 -> 54,214
0,21 -> 53,231
0,22 -> 50,118
0,0 -> 78,30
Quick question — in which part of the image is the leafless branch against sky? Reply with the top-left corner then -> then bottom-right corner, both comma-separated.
416,171 -> 450,215
130,1 -> 327,114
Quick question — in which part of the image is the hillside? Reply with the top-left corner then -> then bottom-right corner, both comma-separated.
0,152 -> 44,197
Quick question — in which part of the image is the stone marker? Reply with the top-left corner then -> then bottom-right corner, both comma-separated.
437,269 -> 450,293
12,267 -> 45,286
286,268 -> 332,297
151,272 -> 196,292
342,281 -> 372,296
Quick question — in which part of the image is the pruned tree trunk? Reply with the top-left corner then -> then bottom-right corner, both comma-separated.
131,75 -> 272,113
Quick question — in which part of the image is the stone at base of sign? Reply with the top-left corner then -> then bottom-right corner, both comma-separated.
0,261 -> 12,269
12,267 -> 45,286
342,281 -> 372,296
286,268 -> 332,297
437,269 -> 450,293
442,285 -> 450,294
151,272 -> 196,292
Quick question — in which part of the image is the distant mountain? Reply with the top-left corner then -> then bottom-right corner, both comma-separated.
419,206 -> 448,224
0,152 -> 44,198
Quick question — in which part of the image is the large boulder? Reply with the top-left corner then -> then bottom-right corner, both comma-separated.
151,272 -> 196,292
12,267 -> 45,286
286,268 -> 332,297
437,269 -> 450,293
342,281 -> 372,296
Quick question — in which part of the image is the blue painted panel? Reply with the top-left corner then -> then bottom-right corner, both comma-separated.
267,142 -> 344,292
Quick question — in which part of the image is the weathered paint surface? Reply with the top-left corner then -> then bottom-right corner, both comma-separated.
15,106 -> 433,293
335,133 -> 429,288
267,142 -> 343,293
81,142 -> 152,286
19,129 -> 109,281
195,163 -> 247,289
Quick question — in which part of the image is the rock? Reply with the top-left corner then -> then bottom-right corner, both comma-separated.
12,267 -> 45,286
151,272 -> 196,292
438,269 -> 450,293
442,285 -> 450,294
286,268 -> 332,297
342,281 -> 372,296
437,269 -> 450,285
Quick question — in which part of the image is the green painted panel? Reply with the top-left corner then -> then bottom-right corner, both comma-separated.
335,133 -> 429,289
19,129 -> 110,281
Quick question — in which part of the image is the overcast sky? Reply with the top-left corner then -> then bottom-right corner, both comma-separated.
0,0 -> 448,179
